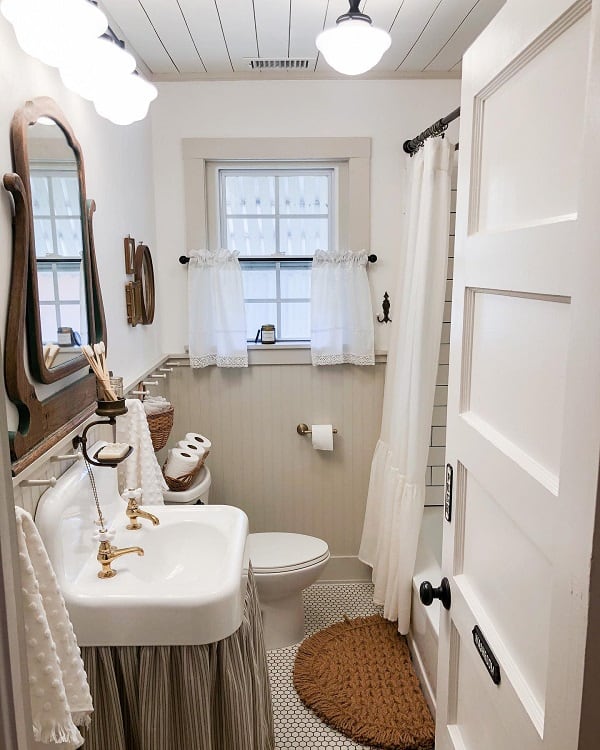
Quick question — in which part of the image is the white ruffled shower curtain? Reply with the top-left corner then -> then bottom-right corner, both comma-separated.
359,138 -> 453,634
310,249 -> 374,366
188,249 -> 248,368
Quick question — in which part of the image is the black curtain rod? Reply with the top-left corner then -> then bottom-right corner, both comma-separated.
403,106 -> 461,156
179,254 -> 377,264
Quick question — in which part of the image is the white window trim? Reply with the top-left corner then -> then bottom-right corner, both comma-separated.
183,137 -> 371,252
182,137 -> 371,355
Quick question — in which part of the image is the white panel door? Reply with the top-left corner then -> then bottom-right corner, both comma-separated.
435,1 -> 600,748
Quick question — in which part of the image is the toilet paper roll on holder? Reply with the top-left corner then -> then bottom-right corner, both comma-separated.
297,423 -> 338,436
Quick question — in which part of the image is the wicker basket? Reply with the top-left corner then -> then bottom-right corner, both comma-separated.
162,450 -> 209,491
146,406 -> 174,452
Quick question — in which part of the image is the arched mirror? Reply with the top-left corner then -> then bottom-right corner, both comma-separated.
10,97 -> 102,382
4,97 -> 106,472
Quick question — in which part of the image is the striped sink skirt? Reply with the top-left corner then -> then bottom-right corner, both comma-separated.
80,568 -> 274,750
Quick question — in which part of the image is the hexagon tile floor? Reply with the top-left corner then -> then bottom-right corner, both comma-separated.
267,582 -> 384,749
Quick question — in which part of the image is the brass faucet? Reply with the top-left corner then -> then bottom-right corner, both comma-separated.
125,494 -> 160,530
97,539 -> 144,579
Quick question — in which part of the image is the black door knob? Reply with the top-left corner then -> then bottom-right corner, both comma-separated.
419,577 -> 451,610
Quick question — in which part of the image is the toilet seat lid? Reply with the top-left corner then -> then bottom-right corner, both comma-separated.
248,532 -> 329,573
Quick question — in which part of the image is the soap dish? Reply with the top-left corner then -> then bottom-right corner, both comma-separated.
93,444 -> 133,466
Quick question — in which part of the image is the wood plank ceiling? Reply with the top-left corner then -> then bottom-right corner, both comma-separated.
100,0 -> 506,80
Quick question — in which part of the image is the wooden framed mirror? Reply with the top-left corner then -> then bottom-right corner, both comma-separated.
3,97 -> 106,472
134,243 -> 155,325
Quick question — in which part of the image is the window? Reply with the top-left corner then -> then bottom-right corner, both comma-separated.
183,136 -> 371,349
216,167 -> 336,342
30,165 -> 86,345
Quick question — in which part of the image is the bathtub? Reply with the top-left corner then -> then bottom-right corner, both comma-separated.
409,506 -> 443,716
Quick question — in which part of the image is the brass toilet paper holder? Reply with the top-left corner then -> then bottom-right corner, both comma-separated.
296,423 -> 338,436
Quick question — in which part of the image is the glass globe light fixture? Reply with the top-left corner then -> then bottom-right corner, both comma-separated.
1,0 -> 107,68
94,72 -> 158,126
316,0 -> 391,76
60,35 -> 136,101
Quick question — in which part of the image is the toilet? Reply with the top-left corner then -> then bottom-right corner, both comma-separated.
248,532 -> 330,650
162,470 -> 330,650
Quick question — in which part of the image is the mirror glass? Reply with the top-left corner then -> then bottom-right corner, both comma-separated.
28,119 -> 88,369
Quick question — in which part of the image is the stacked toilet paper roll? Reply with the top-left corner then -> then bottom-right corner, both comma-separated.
185,432 -> 212,451
177,440 -> 208,459
164,448 -> 199,479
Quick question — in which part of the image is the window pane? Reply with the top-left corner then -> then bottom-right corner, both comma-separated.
59,304 -> 83,334
37,265 -> 56,302
30,176 -> 50,214
280,218 -> 329,255
281,302 -> 310,340
57,265 -> 82,301
55,219 -> 83,257
52,176 -> 81,216
33,218 -> 54,257
241,263 -> 276,299
245,302 -> 277,341
224,174 -> 275,215
39,304 -> 58,344
280,262 -> 311,299
226,217 -> 277,256
278,174 -> 329,215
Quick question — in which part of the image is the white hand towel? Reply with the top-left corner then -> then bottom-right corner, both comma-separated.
116,398 -> 167,505
15,506 -> 93,747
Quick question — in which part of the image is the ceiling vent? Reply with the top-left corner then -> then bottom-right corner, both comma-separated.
247,58 -> 312,70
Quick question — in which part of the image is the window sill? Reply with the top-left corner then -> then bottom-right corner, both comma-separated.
173,347 -> 386,367
248,343 -> 311,365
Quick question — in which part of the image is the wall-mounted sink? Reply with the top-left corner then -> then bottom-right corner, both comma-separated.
35,443 -> 248,646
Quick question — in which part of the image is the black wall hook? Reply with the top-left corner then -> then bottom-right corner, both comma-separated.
377,292 -> 391,323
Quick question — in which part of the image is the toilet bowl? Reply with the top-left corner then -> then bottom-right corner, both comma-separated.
162,475 -> 329,649
248,532 -> 330,650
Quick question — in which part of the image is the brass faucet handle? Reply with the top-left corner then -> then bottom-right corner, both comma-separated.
126,502 -> 160,530
97,539 -> 144,579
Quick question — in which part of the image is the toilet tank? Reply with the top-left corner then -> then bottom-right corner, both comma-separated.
163,465 -> 211,505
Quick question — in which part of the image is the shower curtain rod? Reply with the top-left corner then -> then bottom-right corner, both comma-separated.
403,106 -> 460,156
178,254 -> 377,264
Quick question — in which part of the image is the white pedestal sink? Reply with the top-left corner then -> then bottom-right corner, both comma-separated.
35,443 -> 248,646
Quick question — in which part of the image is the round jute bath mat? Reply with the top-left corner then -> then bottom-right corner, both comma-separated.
293,615 -> 434,750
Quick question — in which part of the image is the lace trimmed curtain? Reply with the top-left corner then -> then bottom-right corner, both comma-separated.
188,249 -> 248,368
310,249 -> 375,366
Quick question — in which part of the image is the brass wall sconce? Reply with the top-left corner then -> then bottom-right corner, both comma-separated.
124,235 -> 135,274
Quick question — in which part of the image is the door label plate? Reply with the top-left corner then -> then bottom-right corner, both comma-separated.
445,463 -> 453,522
472,625 -> 501,685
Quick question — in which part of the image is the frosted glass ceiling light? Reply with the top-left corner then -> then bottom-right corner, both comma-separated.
94,72 -> 158,126
315,0 -> 391,76
1,0 -> 107,68
60,35 -> 136,101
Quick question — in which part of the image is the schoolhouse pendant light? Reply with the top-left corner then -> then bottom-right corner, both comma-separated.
0,0 -> 107,68
315,0 -> 391,76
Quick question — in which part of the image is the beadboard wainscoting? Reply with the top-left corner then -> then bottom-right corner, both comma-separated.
164,359 -> 385,581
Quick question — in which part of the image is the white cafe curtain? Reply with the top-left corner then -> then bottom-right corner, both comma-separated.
310,249 -> 374,366
187,249 -> 248,368
359,138 -> 453,634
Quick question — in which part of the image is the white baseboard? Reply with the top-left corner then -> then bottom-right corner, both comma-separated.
318,555 -> 372,583
408,631 -> 437,719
